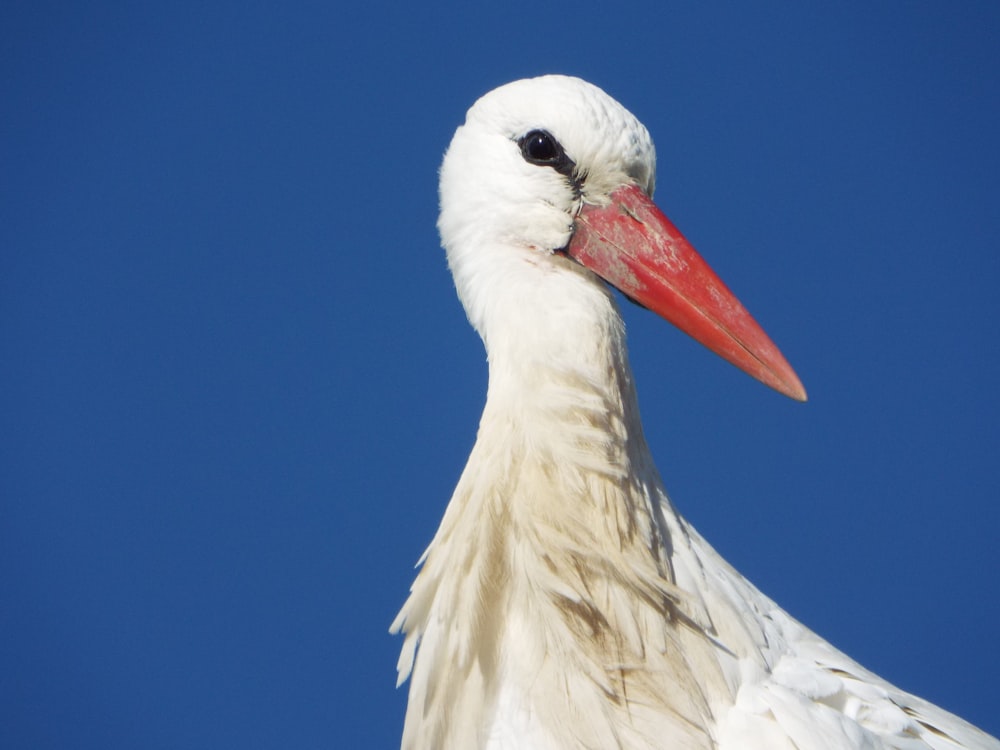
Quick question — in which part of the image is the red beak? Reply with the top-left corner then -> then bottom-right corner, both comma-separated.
567,183 -> 806,401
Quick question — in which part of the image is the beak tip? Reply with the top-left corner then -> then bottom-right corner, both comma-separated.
777,372 -> 807,402
762,357 -> 807,402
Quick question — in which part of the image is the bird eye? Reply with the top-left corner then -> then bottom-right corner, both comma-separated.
518,129 -> 563,165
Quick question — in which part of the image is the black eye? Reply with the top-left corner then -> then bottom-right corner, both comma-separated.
516,129 -> 577,182
519,129 -> 562,165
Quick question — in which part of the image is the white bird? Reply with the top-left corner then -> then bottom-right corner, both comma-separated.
390,75 -> 998,750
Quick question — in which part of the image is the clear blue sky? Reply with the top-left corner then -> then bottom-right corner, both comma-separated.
3,2 -> 998,747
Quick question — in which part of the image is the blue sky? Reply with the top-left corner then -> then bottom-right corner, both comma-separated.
3,2 -> 998,747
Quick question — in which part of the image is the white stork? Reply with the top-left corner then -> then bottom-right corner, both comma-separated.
390,75 -> 998,750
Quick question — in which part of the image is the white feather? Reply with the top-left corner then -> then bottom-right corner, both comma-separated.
391,75 -> 999,750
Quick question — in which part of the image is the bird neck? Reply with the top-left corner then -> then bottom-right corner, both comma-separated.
393,286 -> 728,749
482,285 -> 641,480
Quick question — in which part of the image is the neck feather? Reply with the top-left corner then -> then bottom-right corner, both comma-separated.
393,271 -> 732,749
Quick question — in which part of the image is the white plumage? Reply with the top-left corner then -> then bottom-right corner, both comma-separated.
391,75 -> 998,750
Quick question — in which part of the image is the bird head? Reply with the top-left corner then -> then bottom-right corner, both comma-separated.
438,75 -> 805,401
